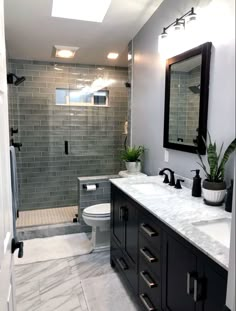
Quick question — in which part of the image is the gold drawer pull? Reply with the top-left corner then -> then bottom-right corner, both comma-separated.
140,223 -> 158,237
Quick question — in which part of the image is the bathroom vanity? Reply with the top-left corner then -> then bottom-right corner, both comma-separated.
110,176 -> 231,311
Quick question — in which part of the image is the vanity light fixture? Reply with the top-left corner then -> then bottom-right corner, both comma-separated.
160,7 -> 197,39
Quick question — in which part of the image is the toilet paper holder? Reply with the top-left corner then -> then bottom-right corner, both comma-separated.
83,183 -> 99,190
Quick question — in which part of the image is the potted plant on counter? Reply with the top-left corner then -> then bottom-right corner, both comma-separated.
197,134 -> 236,206
121,145 -> 144,174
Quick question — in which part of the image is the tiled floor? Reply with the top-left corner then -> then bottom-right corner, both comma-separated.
16,206 -> 78,228
15,251 -> 113,311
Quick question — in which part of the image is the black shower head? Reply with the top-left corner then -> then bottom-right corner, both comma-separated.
7,73 -> 25,86
189,84 -> 200,94
14,76 -> 26,86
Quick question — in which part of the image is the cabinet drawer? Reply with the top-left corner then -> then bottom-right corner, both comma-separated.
139,234 -> 161,278
111,240 -> 138,294
139,213 -> 161,250
139,257 -> 161,310
139,259 -> 161,310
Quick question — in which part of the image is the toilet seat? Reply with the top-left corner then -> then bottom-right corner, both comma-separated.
83,203 -> 111,218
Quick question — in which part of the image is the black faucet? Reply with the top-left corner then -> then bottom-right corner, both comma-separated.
159,168 -> 175,186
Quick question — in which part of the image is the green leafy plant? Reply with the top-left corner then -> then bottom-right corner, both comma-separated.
197,134 -> 236,182
121,145 -> 144,162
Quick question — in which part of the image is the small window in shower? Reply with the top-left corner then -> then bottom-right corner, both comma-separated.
56,88 -> 109,107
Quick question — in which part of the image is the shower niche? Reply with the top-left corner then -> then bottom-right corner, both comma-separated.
163,42 -> 212,154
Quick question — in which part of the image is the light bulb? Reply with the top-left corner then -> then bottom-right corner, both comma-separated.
185,10 -> 197,24
174,19 -> 184,31
160,28 -> 168,39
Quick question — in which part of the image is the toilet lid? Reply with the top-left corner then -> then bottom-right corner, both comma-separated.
83,203 -> 111,217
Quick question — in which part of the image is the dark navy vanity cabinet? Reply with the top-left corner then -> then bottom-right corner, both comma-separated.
111,186 -> 139,293
110,184 -> 228,311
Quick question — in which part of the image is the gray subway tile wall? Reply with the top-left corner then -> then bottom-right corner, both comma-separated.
8,60 -> 128,211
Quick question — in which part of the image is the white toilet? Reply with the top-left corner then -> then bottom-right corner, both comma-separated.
82,203 -> 111,251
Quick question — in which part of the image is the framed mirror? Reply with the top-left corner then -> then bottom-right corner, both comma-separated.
163,42 -> 212,154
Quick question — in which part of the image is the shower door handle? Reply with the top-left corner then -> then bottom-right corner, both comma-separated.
65,141 -> 69,155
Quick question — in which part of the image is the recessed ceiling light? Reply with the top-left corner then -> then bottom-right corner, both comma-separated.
52,0 -> 111,23
52,45 -> 79,59
107,53 -> 119,60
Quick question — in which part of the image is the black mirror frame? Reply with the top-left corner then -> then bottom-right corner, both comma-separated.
163,42 -> 212,155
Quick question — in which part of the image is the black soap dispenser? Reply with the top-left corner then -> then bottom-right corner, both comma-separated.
191,169 -> 202,197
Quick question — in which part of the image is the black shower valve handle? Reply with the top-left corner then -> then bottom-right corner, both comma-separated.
10,127 -> 18,136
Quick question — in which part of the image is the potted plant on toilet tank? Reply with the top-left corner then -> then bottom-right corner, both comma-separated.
197,134 -> 236,205
121,145 -> 144,173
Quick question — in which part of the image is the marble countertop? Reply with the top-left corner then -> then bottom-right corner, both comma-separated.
110,176 -> 231,270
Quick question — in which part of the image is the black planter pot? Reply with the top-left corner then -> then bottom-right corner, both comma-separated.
202,180 -> 226,190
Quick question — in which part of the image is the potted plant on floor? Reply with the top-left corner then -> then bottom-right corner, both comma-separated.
197,134 -> 236,206
121,145 -> 144,173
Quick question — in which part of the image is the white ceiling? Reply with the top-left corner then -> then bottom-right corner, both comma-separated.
4,0 -> 163,67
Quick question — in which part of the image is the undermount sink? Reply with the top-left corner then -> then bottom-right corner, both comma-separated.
131,183 -> 172,196
192,218 -> 231,248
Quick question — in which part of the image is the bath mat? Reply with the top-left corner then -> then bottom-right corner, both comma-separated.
81,273 -> 138,311
15,233 -> 93,265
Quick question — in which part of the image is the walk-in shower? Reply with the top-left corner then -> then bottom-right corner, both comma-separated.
8,60 -> 128,230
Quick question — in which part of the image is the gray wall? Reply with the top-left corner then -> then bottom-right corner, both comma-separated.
131,0 -> 235,182
8,60 -> 128,210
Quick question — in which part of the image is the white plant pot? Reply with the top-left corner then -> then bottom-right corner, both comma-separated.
125,161 -> 141,173
202,180 -> 227,205
202,188 -> 227,205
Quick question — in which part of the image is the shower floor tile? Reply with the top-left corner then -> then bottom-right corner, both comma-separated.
16,206 -> 78,228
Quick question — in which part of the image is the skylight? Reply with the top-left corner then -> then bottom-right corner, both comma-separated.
52,0 -> 111,23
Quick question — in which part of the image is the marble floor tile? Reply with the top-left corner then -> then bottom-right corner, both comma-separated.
16,280 -> 40,311
15,258 -> 70,285
15,250 -> 128,311
16,280 -> 39,303
38,293 -> 82,311
39,272 -> 82,301
77,289 -> 89,311
81,273 -> 139,311
68,251 -> 113,280
16,299 -> 41,311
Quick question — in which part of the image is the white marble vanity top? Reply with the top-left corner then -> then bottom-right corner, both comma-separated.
110,176 -> 232,270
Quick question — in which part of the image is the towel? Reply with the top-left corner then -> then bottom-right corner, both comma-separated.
10,146 -> 19,237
